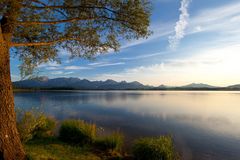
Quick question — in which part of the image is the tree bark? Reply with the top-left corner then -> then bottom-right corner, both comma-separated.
0,27 -> 26,159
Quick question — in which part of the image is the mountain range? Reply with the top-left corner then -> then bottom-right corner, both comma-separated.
13,77 -> 149,90
13,77 -> 240,90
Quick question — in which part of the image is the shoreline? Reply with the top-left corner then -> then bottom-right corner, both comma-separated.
13,88 -> 240,92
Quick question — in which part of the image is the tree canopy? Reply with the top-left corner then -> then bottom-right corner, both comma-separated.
0,0 -> 151,77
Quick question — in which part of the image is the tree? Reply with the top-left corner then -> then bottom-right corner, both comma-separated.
0,0 -> 151,159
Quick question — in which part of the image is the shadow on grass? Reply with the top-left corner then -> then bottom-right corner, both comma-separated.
25,137 -> 101,160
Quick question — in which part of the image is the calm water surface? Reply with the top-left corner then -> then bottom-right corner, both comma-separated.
14,91 -> 240,160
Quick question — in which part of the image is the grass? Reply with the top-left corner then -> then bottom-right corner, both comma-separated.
132,136 -> 179,160
17,111 -> 179,160
59,120 -> 96,144
17,109 -> 57,143
25,136 -> 178,160
95,132 -> 124,152
25,138 -> 101,160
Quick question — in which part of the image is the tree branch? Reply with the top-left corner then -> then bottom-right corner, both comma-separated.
16,15 -> 133,27
23,4 -> 120,16
20,2 -> 130,26
28,0 -> 68,18
29,0 -> 46,6
11,37 -> 81,47
17,17 -> 96,25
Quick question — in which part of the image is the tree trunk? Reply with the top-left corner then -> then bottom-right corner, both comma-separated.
0,27 -> 26,159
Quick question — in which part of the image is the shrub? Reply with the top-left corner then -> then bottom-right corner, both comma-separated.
132,136 -> 178,160
95,132 -> 124,151
26,154 -> 34,160
34,116 -> 57,138
17,109 -> 56,143
59,120 -> 96,144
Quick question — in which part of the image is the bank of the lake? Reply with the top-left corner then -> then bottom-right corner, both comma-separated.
18,111 -> 177,160
15,91 -> 240,160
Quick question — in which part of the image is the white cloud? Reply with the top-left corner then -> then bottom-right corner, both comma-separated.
155,0 -> 175,3
192,2 -> 240,24
168,0 -> 191,50
192,26 -> 203,33
230,15 -> 240,22
120,51 -> 169,60
88,62 -> 106,66
121,1 -> 240,49
38,62 -> 60,68
121,22 -> 174,49
45,66 -> 59,70
88,62 -> 125,67
188,1 -> 240,35
64,72 -> 74,75
94,44 -> 240,87
51,71 -> 63,75
64,66 -> 91,70
64,59 -> 73,64
11,74 -> 20,81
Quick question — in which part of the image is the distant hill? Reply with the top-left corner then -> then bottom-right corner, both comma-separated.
227,84 -> 240,89
180,83 -> 218,89
13,77 -> 149,90
13,77 -> 240,90
155,84 -> 171,90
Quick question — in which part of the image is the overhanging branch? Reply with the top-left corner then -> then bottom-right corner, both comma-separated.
16,16 -> 134,30
28,0 -> 68,18
17,17 -> 96,26
11,37 -> 81,47
23,4 -> 120,15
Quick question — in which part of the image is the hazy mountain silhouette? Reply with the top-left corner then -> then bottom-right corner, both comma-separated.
13,77 -> 240,90
227,84 -> 240,89
180,83 -> 218,89
13,77 -> 148,90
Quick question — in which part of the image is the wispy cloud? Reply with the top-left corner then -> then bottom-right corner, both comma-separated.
94,44 -> 240,86
38,62 -> 60,68
45,66 -> 59,70
120,51 -> 169,60
88,62 -> 106,66
121,22 -> 174,49
11,74 -> 21,81
120,1 -> 240,50
88,62 -> 125,67
51,71 -> 74,76
51,71 -> 64,75
168,0 -> 191,50
188,1 -> 240,35
64,66 -> 91,70
64,72 -> 74,75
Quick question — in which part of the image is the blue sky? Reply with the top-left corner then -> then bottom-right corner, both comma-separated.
11,0 -> 240,86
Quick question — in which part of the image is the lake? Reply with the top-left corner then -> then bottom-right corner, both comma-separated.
14,91 -> 240,160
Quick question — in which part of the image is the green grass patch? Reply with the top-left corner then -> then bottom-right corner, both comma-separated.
17,109 -> 57,143
25,138 -> 101,160
59,120 -> 96,144
17,111 -> 179,160
132,136 -> 179,160
95,132 -> 124,152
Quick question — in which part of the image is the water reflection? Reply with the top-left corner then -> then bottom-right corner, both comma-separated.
14,91 -> 240,160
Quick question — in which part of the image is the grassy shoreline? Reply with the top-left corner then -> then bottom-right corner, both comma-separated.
18,111 -> 179,160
